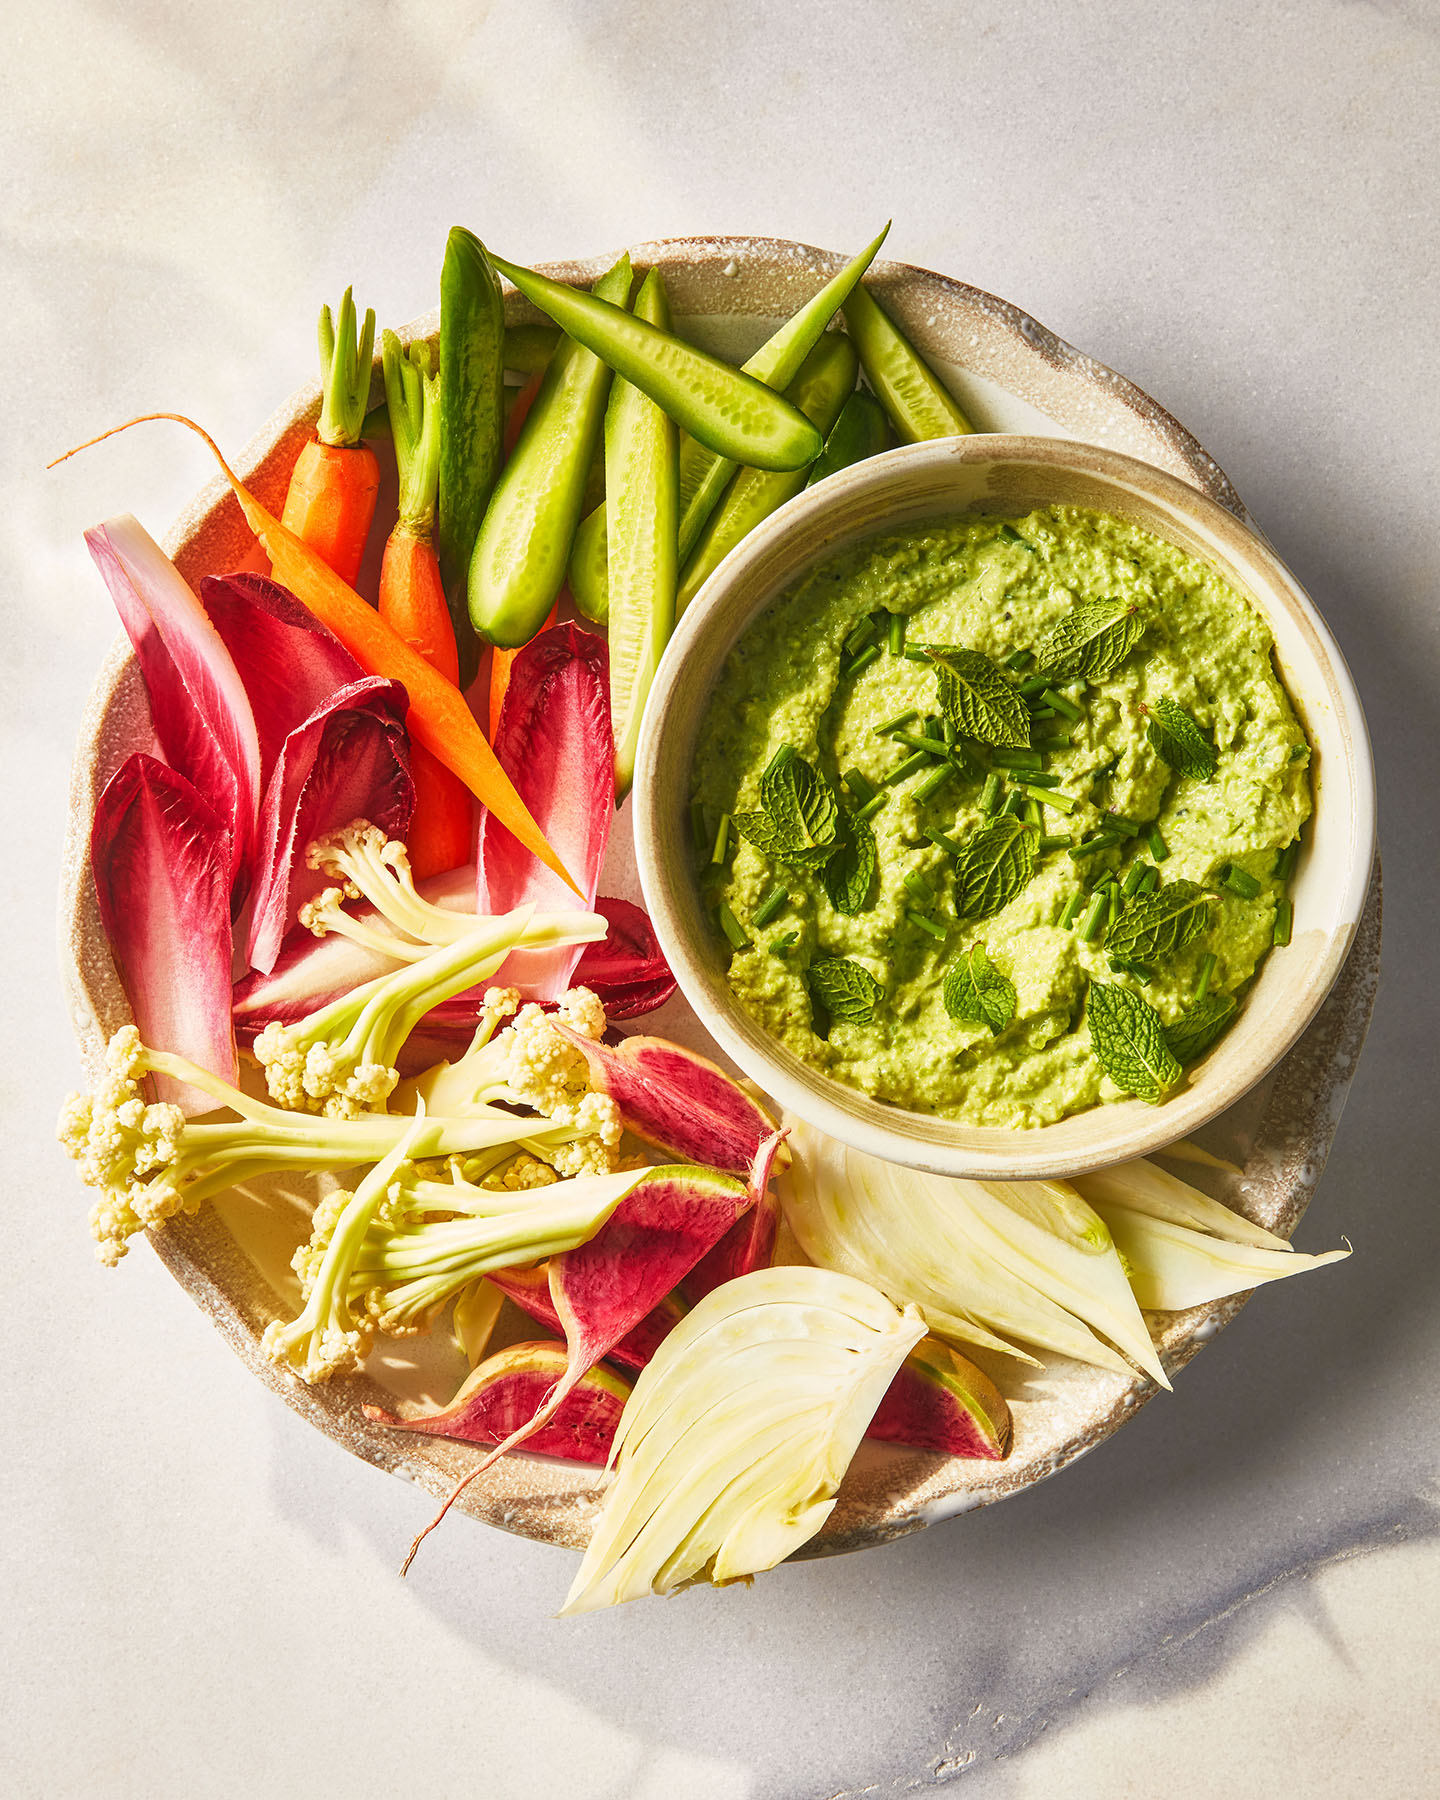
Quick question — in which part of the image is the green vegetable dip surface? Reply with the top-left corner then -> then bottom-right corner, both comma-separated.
691,507 -> 1312,1127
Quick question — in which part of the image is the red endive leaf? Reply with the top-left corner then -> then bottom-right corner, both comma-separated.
244,677 -> 415,974
90,754 -> 237,1112
198,572 -> 363,782
85,517 -> 260,887
573,895 -> 676,1018
477,623 -> 613,1000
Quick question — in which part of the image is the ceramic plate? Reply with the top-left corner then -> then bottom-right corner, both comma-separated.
59,238 -> 1381,1558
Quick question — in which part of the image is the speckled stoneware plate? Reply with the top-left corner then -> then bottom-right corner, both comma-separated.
59,238 -> 1381,1561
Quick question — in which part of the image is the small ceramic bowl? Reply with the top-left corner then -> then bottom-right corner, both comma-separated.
633,435 -> 1375,1181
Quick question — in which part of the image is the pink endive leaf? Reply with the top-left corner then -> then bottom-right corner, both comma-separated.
401,1166 -> 749,1573
573,895 -> 677,1018
477,623 -> 614,1000
85,517 -> 260,887
198,572 -> 364,782
244,677 -> 415,974
90,754 -> 237,1112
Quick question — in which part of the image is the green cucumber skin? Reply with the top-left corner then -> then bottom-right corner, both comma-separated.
607,267 -> 679,797
502,323 -> 560,373
467,254 -> 634,649
806,389 -> 891,487
842,281 -> 975,443
676,330 -> 858,618
487,252 -> 823,473
437,227 -> 505,686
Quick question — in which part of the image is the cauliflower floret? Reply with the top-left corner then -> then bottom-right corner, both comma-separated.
555,986 -> 607,1042
480,1151 -> 561,1192
503,1004 -> 593,1120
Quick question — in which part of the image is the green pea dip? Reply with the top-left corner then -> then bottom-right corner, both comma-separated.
692,506 -> 1312,1128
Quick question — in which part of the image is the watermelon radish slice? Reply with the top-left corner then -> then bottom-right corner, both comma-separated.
866,1336 -> 1012,1460
401,1163 -> 749,1570
484,1264 -> 686,1373
366,1342 -> 630,1465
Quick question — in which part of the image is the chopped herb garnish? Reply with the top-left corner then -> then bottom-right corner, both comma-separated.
887,610 -> 906,655
1040,687 -> 1083,721
914,762 -> 957,803
1221,864 -> 1262,899
943,943 -> 1017,1034
823,813 -> 878,915
1274,840 -> 1299,883
1145,822 -> 1169,862
907,909 -> 948,941
853,790 -> 887,823
842,768 -> 875,805
892,728 -> 950,757
941,716 -> 958,747
843,615 -> 877,654
1136,865 -> 1159,895
1039,833 -> 1072,852
734,751 -> 840,865
1122,861 -> 1150,898
1069,831 -> 1125,861
717,902 -> 749,949
992,747 -> 1043,770
1033,733 -> 1073,751
767,931 -> 799,956
1108,957 -> 1155,982
903,645 -> 932,663
1019,674 -> 1050,699
954,815 -> 1039,921
902,868 -> 934,903
1194,952 -> 1217,1001
1020,783 -> 1075,813
1059,891 -> 1085,929
1086,982 -> 1182,1103
1165,991 -> 1237,1062
928,645 -> 1032,746
762,744 -> 795,781
807,957 -> 883,1023
885,749 -> 930,786
979,772 -> 1002,815
1005,646 -> 1034,670
843,642 -> 882,679
1142,697 -> 1217,781
1034,598 -> 1145,682
1106,814 -> 1142,834
752,883 -> 788,928
1289,742 -> 1309,762
1107,879 -> 1212,963
1273,896 -> 1293,946
710,813 -> 732,864
998,525 -> 1030,549
873,709 -> 918,737
1019,769 -> 1062,787
1001,791 -> 1026,818
925,827 -> 967,857
1078,892 -> 1109,943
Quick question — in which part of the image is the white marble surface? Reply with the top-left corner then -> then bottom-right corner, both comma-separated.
5,2 -> 1437,1794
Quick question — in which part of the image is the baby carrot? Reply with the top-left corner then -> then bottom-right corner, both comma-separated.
52,415 -> 580,896
380,332 -> 473,877
488,600 -> 559,740
280,289 -> 380,586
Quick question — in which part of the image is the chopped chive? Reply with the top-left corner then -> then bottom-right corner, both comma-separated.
1194,952 -> 1217,1001
1059,891 -> 1085,929
1001,790 -> 1026,818
1069,831 -> 1125,861
1078,892 -> 1109,943
1019,674 -> 1049,699
892,728 -> 951,757
752,883 -> 788,928
1137,865 -> 1159,895
1106,814 -> 1142,835
992,747 -> 1043,771
1109,957 -> 1155,983
1033,732 -> 1072,751
873,708 -> 918,737
1040,687 -> 1083,721
1108,884 -> 1123,929
762,745 -> 795,781
1028,707 -> 1056,722
843,615 -> 877,654
1122,861 -> 1150,897
844,642 -> 882,679
999,525 -> 1030,547
941,716 -> 958,747
925,827 -> 966,857
691,799 -> 708,848
1005,647 -> 1034,671
914,762 -> 957,803
1020,769 -> 1062,788
843,768 -> 876,805
907,909 -> 947,941
717,903 -> 749,949
885,749 -> 930,787
1039,833 -> 1072,852
768,930 -> 799,956
1020,784 -> 1076,814
1024,797 -> 1043,826
1222,864 -> 1262,899
887,611 -> 906,655
1274,840 -> 1299,883
1289,742 -> 1309,762
1145,823 -> 1169,862
903,869 -> 933,903
710,813 -> 732,864
853,790 -> 888,823
1273,896 -> 1293,946
904,645 -> 932,662
979,772 -> 1002,815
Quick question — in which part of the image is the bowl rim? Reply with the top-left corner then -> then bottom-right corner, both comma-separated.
633,433 -> 1376,1180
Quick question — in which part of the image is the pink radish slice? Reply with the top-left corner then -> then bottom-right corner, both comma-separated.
90,754 -> 237,1111
865,1337 -> 1013,1460
86,517 -> 260,888
366,1342 -> 630,1465
681,1128 -> 788,1303
244,677 -> 414,975
485,1266 -> 686,1373
477,623 -> 614,1000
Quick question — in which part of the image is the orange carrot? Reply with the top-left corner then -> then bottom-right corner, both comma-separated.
53,413 -> 581,897
280,289 -> 380,585
379,332 -> 472,878
504,370 -> 545,455
489,599 -> 559,740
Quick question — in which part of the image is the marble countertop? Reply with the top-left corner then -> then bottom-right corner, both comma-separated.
5,3 -> 1436,1794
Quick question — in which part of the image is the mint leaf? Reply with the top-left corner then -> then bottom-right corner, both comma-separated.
1086,983 -> 1182,1102
926,645 -> 1030,747
1035,599 -> 1145,681
943,944 -> 1017,1035
822,813 -> 877,915
733,748 -> 840,866
954,815 -> 1039,921
1143,698 -> 1217,781
807,957 -> 882,1024
1106,879 -> 1212,964
1165,992 -> 1237,1063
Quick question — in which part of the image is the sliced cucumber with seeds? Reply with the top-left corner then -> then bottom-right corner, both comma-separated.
842,281 -> 975,442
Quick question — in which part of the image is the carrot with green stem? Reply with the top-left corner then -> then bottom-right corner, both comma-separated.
380,332 -> 474,878
52,414 -> 581,896
281,289 -> 380,585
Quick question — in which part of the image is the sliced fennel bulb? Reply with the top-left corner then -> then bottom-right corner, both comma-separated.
1092,1205 -> 1350,1311
1070,1158 -> 1290,1249
560,1266 -> 924,1612
780,1119 -> 1168,1387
